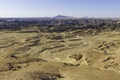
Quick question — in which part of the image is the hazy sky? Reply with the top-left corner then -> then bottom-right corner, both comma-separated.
0,0 -> 120,17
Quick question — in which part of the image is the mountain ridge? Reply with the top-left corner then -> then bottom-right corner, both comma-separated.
53,15 -> 76,19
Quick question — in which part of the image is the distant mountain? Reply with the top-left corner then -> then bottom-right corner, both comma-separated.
53,15 -> 76,19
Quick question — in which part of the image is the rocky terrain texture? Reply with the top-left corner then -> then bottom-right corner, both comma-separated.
0,18 -> 120,80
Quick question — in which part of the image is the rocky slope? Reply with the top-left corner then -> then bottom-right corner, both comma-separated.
0,19 -> 120,80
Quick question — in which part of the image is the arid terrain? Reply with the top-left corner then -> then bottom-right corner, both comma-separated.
0,18 -> 120,80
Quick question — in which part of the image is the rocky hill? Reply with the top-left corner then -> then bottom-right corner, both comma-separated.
0,18 -> 120,33
0,18 -> 120,80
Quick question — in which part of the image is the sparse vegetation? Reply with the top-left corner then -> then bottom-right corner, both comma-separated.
0,18 -> 120,80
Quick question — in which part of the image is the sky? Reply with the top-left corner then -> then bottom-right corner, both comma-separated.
0,0 -> 120,17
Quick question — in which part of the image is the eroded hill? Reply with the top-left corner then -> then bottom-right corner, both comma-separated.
0,19 -> 120,80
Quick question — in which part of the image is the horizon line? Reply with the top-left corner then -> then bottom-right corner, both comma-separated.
0,16 -> 120,19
